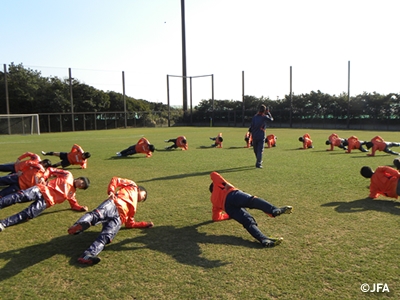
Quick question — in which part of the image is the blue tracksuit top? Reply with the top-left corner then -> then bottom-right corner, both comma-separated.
250,113 -> 273,140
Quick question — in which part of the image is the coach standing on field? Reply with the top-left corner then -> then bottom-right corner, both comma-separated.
250,105 -> 273,168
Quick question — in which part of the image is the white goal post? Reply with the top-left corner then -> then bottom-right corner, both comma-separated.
0,114 -> 40,135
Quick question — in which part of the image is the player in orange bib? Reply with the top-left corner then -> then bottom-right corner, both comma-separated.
365,136 -> 400,156
165,136 -> 188,150
209,172 -> 293,248
0,159 -> 51,197
326,133 -> 347,151
68,176 -> 153,265
265,134 -> 277,148
42,144 -> 91,169
117,137 -> 155,158
0,169 -> 89,232
360,165 -> 400,199
299,133 -> 313,149
0,152 -> 44,174
244,131 -> 252,148
210,133 -> 223,148
345,136 -> 368,153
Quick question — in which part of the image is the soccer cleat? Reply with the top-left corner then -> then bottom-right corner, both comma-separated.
164,140 -> 169,142
0,222 -> 5,232
41,151 -> 47,155
272,206 -> 293,217
68,222 -> 90,235
116,152 -> 121,157
77,254 -> 101,265
261,237 -> 283,248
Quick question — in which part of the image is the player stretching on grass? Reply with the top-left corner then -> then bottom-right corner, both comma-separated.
208,171 -> 293,248
68,176 -> 153,265
299,133 -> 313,149
116,137 -> 155,157
0,169 -> 89,232
326,133 -> 347,151
0,152 -> 43,173
365,136 -> 400,156
360,165 -> 400,199
42,144 -> 91,169
210,133 -> 223,148
165,136 -> 188,150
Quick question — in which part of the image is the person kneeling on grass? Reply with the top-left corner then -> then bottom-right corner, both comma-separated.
208,171 -> 293,248
68,176 -> 153,265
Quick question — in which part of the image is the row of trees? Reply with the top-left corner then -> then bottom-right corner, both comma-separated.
1,63 -> 399,125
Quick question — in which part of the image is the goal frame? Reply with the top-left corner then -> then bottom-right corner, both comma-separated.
0,114 -> 41,135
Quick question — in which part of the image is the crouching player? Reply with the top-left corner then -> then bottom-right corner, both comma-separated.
68,176 -> 153,265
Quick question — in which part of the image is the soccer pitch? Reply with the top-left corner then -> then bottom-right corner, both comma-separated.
0,127 -> 398,299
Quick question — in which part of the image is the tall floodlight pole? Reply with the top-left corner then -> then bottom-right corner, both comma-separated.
242,71 -> 245,126
181,0 -> 188,111
122,71 -> 127,128
4,64 -> 11,134
69,68 -> 75,131
290,66 -> 293,128
347,61 -> 350,129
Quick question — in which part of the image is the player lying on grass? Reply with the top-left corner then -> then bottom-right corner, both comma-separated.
0,152 -> 44,173
68,176 -> 153,265
165,136 -> 188,150
42,144 -> 91,169
0,169 -> 89,232
0,159 -> 51,197
116,137 -> 155,157
209,171 -> 293,248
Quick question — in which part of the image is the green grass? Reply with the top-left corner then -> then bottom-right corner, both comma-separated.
0,127 -> 399,299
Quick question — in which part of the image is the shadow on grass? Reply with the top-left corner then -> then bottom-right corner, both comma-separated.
0,232 -> 100,282
108,221 -> 260,268
0,221 -> 259,280
106,156 -> 143,160
322,197 -> 400,215
140,166 -> 255,183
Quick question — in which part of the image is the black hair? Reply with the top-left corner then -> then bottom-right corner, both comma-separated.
360,166 -> 374,178
138,185 -> 148,201
365,142 -> 373,149
149,144 -> 155,152
40,159 -> 52,168
77,176 -> 90,189
83,152 -> 91,159
182,139 -> 187,144
299,137 -> 304,142
209,183 -> 213,193
325,140 -> 331,145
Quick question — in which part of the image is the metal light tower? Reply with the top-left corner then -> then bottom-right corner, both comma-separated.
181,0 -> 188,111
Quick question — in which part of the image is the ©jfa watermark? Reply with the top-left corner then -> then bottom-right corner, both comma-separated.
360,283 -> 390,293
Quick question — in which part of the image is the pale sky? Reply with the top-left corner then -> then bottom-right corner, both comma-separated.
2,0 -> 399,107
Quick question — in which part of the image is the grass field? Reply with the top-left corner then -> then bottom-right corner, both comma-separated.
0,127 -> 399,299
